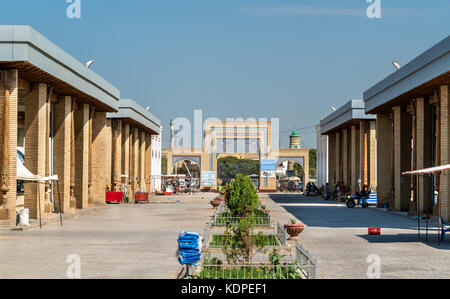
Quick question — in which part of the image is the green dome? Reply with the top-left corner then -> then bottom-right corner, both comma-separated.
292,130 -> 299,136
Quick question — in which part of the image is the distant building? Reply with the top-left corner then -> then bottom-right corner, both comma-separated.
320,100 -> 377,194
316,124 -> 329,187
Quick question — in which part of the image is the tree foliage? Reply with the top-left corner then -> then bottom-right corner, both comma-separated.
225,173 -> 258,217
309,149 -> 317,178
218,156 -> 259,180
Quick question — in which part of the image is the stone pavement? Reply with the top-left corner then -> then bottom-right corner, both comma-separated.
260,193 -> 450,279
0,193 -> 216,279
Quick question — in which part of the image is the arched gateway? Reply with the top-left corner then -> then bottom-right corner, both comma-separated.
165,120 -> 310,192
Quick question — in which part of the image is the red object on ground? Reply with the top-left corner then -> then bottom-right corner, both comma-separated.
368,227 -> 381,235
106,192 -> 124,203
135,192 -> 149,203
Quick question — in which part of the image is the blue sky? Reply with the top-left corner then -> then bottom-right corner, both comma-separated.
1,0 -> 449,148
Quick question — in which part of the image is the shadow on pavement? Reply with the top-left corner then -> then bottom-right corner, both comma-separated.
269,194 -> 419,230
358,233 -> 450,250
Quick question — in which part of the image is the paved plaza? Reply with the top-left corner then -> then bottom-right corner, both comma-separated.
261,193 -> 450,279
0,194 -> 216,279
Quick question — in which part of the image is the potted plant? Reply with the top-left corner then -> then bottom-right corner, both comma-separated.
284,219 -> 304,240
210,198 -> 222,208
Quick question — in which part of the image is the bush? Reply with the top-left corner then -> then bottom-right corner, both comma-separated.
225,174 -> 258,217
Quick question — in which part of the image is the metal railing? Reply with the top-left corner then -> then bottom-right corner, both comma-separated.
195,263 -> 304,279
295,241 -> 317,279
276,222 -> 287,247
208,228 -> 279,248
213,215 -> 272,227
211,202 -> 272,227
202,222 -> 212,248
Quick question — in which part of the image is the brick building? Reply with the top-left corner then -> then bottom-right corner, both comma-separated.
0,26 -> 162,227
364,36 -> 450,219
106,99 -> 162,201
319,100 -> 377,194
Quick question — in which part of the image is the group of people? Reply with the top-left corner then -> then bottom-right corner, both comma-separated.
320,182 -> 371,200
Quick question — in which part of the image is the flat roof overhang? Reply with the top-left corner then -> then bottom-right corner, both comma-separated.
320,99 -> 376,135
364,36 -> 450,114
107,99 -> 162,135
0,25 -> 120,112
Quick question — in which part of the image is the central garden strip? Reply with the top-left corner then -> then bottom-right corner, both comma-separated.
213,209 -> 271,227
209,234 -> 279,248
196,262 -> 303,279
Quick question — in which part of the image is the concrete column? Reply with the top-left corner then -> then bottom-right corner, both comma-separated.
0,70 -> 18,225
416,98 -> 431,214
24,83 -> 47,219
104,119 -> 112,189
350,125 -> 360,194
359,121 -> 366,187
440,85 -> 450,221
342,129 -> 349,187
369,121 -> 377,190
145,134 -> 152,192
393,106 -> 412,211
130,127 -> 139,199
335,132 -> 340,183
53,96 -> 72,213
376,113 -> 392,207
112,119 -> 122,191
121,123 -> 130,199
140,131 -> 146,191
92,112 -> 107,205
74,103 -> 89,209
328,134 -> 336,183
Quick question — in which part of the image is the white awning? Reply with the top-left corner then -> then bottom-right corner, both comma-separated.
402,164 -> 450,175
17,156 -> 58,182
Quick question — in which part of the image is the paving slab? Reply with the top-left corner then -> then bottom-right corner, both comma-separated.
0,193 -> 217,279
260,193 -> 450,279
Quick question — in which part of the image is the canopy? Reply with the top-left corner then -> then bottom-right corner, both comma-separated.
17,156 -> 58,182
281,176 -> 301,181
402,164 -> 449,246
402,164 -> 450,175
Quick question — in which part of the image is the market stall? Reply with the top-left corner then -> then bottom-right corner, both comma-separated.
402,164 -> 450,246
17,152 -> 61,228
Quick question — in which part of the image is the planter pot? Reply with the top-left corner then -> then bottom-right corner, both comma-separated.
210,199 -> 222,208
284,223 -> 305,240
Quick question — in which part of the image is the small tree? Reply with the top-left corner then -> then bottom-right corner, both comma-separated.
225,174 -> 258,217
222,174 -> 262,264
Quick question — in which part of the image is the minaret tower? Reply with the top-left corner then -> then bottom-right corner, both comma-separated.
288,129 -> 301,171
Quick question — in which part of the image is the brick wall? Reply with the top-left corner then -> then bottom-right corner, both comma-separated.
112,119 -> 122,191
74,103 -> 89,209
342,129 -> 348,186
376,113 -> 392,206
0,70 -> 18,225
53,96 -> 72,213
440,86 -> 450,221
24,83 -> 47,219
393,106 -> 412,211
92,112 -> 107,204
351,125 -> 360,193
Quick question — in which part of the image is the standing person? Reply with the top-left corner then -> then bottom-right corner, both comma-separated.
120,181 -> 128,204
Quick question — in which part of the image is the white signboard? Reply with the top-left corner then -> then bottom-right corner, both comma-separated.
201,171 -> 216,187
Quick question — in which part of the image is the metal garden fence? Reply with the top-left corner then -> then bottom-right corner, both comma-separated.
295,241 -> 317,279
276,221 -> 287,247
195,263 -> 304,279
